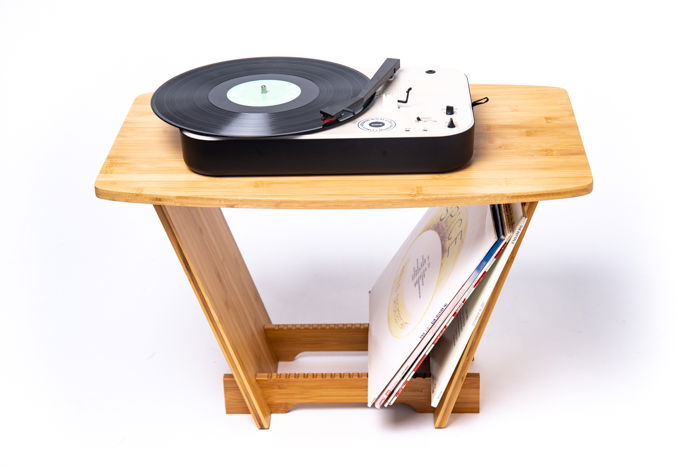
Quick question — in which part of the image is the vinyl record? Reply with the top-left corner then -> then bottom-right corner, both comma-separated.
151,57 -> 371,137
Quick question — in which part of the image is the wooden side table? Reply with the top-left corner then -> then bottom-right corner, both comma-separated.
95,84 -> 592,429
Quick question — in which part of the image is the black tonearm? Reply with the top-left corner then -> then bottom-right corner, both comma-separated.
320,58 -> 400,121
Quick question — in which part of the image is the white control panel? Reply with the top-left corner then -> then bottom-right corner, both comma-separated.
295,67 -> 474,140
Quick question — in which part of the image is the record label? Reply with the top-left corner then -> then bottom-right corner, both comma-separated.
226,79 -> 301,107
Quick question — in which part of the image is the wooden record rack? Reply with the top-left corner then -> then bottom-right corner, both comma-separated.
95,84 -> 593,429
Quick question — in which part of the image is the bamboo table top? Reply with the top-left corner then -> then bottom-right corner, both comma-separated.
95,85 -> 592,209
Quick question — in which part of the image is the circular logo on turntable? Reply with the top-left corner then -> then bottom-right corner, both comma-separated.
357,118 -> 396,132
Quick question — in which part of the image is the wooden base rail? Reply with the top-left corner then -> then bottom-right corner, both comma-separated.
264,323 -> 368,361
224,372 -> 480,414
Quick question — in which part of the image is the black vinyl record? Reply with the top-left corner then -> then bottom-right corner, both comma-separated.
151,57 -> 370,138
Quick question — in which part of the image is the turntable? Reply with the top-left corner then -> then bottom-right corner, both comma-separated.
151,57 -> 477,176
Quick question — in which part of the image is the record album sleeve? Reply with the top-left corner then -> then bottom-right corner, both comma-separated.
368,206 -> 497,405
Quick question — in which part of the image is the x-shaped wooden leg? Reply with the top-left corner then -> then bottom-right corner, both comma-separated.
155,202 -> 536,429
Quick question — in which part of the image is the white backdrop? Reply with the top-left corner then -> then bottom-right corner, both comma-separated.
1,1 -> 698,465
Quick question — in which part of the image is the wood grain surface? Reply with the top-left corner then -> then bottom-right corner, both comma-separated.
223,373 -> 479,415
95,85 -> 592,208
155,205 -> 277,428
264,323 -> 369,361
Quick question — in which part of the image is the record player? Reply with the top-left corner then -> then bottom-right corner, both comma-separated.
151,57 -> 476,176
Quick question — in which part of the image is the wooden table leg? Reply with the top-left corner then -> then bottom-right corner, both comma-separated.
155,205 -> 277,429
433,202 -> 538,428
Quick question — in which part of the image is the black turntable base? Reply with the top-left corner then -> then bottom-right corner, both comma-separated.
151,57 -> 476,176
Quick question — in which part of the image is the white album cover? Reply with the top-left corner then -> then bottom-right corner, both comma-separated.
368,206 -> 497,405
